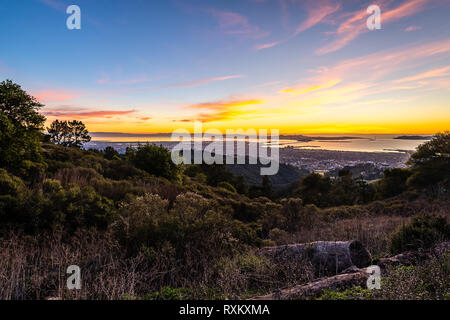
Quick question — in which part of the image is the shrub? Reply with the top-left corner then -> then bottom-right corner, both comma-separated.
217,181 -> 237,193
0,169 -> 26,197
390,214 -> 450,254
143,286 -> 191,300
372,257 -> 450,300
42,179 -> 63,194
317,286 -> 372,300
53,167 -> 102,187
127,144 -> 181,181
376,168 -> 411,199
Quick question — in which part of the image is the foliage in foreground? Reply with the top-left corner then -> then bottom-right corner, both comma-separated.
390,214 -> 450,254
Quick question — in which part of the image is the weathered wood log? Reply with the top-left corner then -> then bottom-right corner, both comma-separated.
376,241 -> 450,269
252,242 -> 450,300
257,240 -> 371,275
251,267 -> 371,300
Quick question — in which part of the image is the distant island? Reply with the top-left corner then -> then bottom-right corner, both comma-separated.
280,135 -> 365,142
394,135 -> 432,140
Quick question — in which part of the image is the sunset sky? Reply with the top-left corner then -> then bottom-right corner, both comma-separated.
1,0 -> 450,134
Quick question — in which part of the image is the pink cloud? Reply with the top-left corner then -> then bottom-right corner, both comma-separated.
209,9 -> 269,39
405,25 -> 422,32
255,1 -> 341,51
255,42 -> 280,50
295,0 -> 341,35
43,109 -> 136,119
34,90 -> 77,102
394,65 -> 450,83
316,0 -> 432,55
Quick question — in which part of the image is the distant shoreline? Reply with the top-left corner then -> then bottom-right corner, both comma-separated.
393,135 -> 432,140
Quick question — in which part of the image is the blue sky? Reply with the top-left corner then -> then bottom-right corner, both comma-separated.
1,0 -> 450,133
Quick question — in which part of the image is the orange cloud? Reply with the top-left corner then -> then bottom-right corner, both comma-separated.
184,98 -> 264,122
280,79 -> 341,95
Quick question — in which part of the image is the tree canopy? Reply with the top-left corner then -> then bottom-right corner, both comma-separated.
0,79 -> 45,130
406,132 -> 450,191
47,119 -> 91,148
0,80 -> 46,172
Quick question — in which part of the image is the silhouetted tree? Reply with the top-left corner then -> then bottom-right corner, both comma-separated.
103,146 -> 120,160
406,132 -> 450,192
127,144 -> 180,181
376,168 -> 411,199
47,119 -> 91,148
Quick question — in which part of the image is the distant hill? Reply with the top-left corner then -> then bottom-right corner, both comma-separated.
394,135 -> 432,140
227,162 -> 309,188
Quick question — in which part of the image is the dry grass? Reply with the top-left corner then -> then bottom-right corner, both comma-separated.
0,231 -> 167,300
269,203 -> 450,258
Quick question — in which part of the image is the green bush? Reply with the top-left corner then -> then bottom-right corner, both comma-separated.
42,179 -> 63,194
218,181 -> 237,193
317,286 -> 373,300
127,144 -> 181,181
0,169 -> 26,197
376,168 -> 411,199
390,214 -> 450,254
143,286 -> 191,300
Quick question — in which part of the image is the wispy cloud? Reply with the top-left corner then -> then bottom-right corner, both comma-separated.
43,109 -> 136,119
255,0 -> 341,51
295,0 -> 341,35
167,75 -> 245,88
209,9 -> 269,39
38,0 -> 66,11
394,65 -> 450,83
184,98 -> 264,122
280,79 -> 341,95
316,0 -> 432,55
255,41 -> 280,50
34,90 -> 77,102
97,76 -> 152,85
405,25 -> 422,32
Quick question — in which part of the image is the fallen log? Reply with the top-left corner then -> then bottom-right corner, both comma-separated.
252,242 -> 450,300
376,241 -> 450,269
257,240 -> 371,275
251,267 -> 371,300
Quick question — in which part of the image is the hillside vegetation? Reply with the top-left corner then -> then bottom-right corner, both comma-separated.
0,80 -> 449,300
